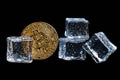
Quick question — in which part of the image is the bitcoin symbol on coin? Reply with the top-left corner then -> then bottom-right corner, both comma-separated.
21,22 -> 58,60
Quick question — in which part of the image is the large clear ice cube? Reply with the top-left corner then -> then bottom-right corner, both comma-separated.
65,18 -> 89,41
7,36 -> 33,63
58,38 -> 86,60
82,32 -> 117,63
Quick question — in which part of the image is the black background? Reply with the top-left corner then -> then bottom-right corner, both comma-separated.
0,1 -> 120,78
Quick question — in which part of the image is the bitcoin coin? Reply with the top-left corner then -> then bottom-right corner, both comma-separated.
21,22 -> 58,60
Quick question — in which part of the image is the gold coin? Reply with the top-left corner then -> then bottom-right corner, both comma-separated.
21,22 -> 58,60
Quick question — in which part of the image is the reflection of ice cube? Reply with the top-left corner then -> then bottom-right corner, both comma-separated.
65,18 -> 89,41
82,32 -> 117,63
58,38 -> 86,60
7,36 -> 33,63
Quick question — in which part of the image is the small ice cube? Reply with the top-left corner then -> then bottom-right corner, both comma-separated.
58,37 -> 86,60
82,32 -> 117,63
65,18 -> 89,41
6,36 -> 33,63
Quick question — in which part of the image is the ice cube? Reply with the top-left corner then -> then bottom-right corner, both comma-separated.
58,38 -> 86,60
6,36 -> 33,63
65,18 -> 89,41
82,32 -> 117,63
